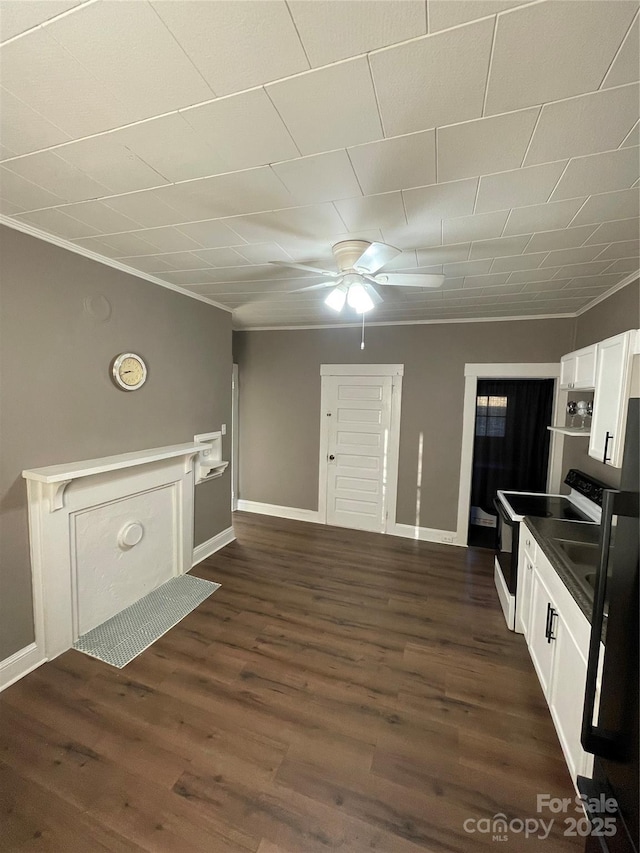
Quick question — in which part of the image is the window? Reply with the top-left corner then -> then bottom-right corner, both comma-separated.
475,394 -> 507,437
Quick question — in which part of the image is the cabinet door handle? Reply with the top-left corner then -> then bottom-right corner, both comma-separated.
603,431 -> 612,464
547,607 -> 557,643
544,602 -> 552,641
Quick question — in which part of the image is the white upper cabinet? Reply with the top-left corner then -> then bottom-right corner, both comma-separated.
559,344 -> 597,390
588,330 -> 635,468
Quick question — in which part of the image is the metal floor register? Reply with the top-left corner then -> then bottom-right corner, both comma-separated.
73,574 -> 220,668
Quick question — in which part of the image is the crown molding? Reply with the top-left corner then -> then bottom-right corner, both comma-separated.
574,270 -> 640,316
232,312 -> 576,331
232,271 -> 640,331
0,215 -> 233,314
3,214 -> 634,329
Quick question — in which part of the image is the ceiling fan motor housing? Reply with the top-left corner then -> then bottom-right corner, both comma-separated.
332,240 -> 372,272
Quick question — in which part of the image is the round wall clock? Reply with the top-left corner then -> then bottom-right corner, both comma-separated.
111,352 -> 147,391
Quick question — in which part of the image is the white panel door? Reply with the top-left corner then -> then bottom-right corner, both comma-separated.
323,375 -> 393,532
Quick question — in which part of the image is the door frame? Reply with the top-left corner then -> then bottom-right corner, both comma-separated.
455,363 -> 562,547
231,363 -> 239,511
318,364 -> 404,531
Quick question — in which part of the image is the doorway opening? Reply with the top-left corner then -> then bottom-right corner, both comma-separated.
468,378 -> 555,548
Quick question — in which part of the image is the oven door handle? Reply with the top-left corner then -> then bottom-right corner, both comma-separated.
493,497 -> 512,525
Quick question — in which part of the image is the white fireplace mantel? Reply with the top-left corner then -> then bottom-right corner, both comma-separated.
23,442 -> 203,511
23,443 -> 204,661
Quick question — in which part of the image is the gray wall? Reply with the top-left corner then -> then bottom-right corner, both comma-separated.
0,226 -> 232,660
234,317 -> 575,531
559,279 -> 640,491
574,279 -> 639,350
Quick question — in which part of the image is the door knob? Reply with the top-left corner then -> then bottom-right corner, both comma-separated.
329,454 -> 335,460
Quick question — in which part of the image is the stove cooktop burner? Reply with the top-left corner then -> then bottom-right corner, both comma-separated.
502,494 -> 592,522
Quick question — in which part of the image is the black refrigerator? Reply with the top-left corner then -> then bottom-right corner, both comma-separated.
579,397 -> 639,853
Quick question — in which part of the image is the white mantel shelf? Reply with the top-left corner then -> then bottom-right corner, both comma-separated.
23,443 -> 203,484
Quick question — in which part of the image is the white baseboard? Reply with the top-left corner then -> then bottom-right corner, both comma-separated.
0,642 -> 46,692
235,503 -> 461,546
390,522 -> 464,547
1,530 -> 234,692
192,525 -> 235,567
236,500 -> 321,524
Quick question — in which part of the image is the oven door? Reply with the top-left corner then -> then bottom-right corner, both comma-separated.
494,497 -> 519,596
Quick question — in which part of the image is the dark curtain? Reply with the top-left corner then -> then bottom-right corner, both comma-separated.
470,379 -> 555,517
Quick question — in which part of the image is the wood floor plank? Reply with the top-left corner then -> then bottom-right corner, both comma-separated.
0,512 -> 582,852
0,761 -> 145,853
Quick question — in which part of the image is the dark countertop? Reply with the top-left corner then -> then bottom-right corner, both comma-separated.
524,517 -> 600,623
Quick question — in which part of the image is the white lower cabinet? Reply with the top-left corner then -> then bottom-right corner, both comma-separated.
548,612 -> 593,782
518,521 -> 594,784
528,569 -> 557,697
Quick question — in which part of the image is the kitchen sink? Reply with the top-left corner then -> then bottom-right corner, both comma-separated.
553,538 -> 608,612
555,539 -> 600,569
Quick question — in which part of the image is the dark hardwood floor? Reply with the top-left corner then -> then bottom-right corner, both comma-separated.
1,512 -> 583,852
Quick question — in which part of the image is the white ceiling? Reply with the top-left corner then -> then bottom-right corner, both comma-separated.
0,0 -> 638,329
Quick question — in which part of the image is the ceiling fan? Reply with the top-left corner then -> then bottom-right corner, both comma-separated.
269,240 -> 445,314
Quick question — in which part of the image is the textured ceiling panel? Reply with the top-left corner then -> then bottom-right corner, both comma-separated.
0,0 -> 637,328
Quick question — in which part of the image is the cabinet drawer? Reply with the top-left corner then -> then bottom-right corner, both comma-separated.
521,528 -> 537,563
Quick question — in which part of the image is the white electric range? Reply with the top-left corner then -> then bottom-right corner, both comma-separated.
493,469 -> 605,630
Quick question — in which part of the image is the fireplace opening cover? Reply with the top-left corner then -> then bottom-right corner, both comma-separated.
73,574 -> 220,668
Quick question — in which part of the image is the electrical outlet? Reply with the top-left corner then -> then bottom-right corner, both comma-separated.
441,534 -> 455,544
221,424 -> 227,435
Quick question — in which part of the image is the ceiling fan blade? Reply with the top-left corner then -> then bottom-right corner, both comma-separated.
370,273 -> 445,288
269,260 -> 339,277
290,279 -> 343,293
363,282 -> 383,305
353,241 -> 401,274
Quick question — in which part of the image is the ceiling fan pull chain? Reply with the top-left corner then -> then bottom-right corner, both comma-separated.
361,312 -> 365,350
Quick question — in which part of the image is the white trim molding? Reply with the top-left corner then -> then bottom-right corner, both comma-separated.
0,642 -> 46,693
390,522 -> 461,547
234,313 -> 576,331
192,526 -> 235,567
575,271 -> 639,316
463,363 -> 562,379
456,363 -> 562,548
236,500 -> 320,524
320,363 -> 404,376
0,215 -> 232,313
235,504 -> 462,548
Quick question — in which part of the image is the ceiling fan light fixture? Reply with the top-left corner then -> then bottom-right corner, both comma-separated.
346,281 -> 375,314
325,285 -> 347,312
